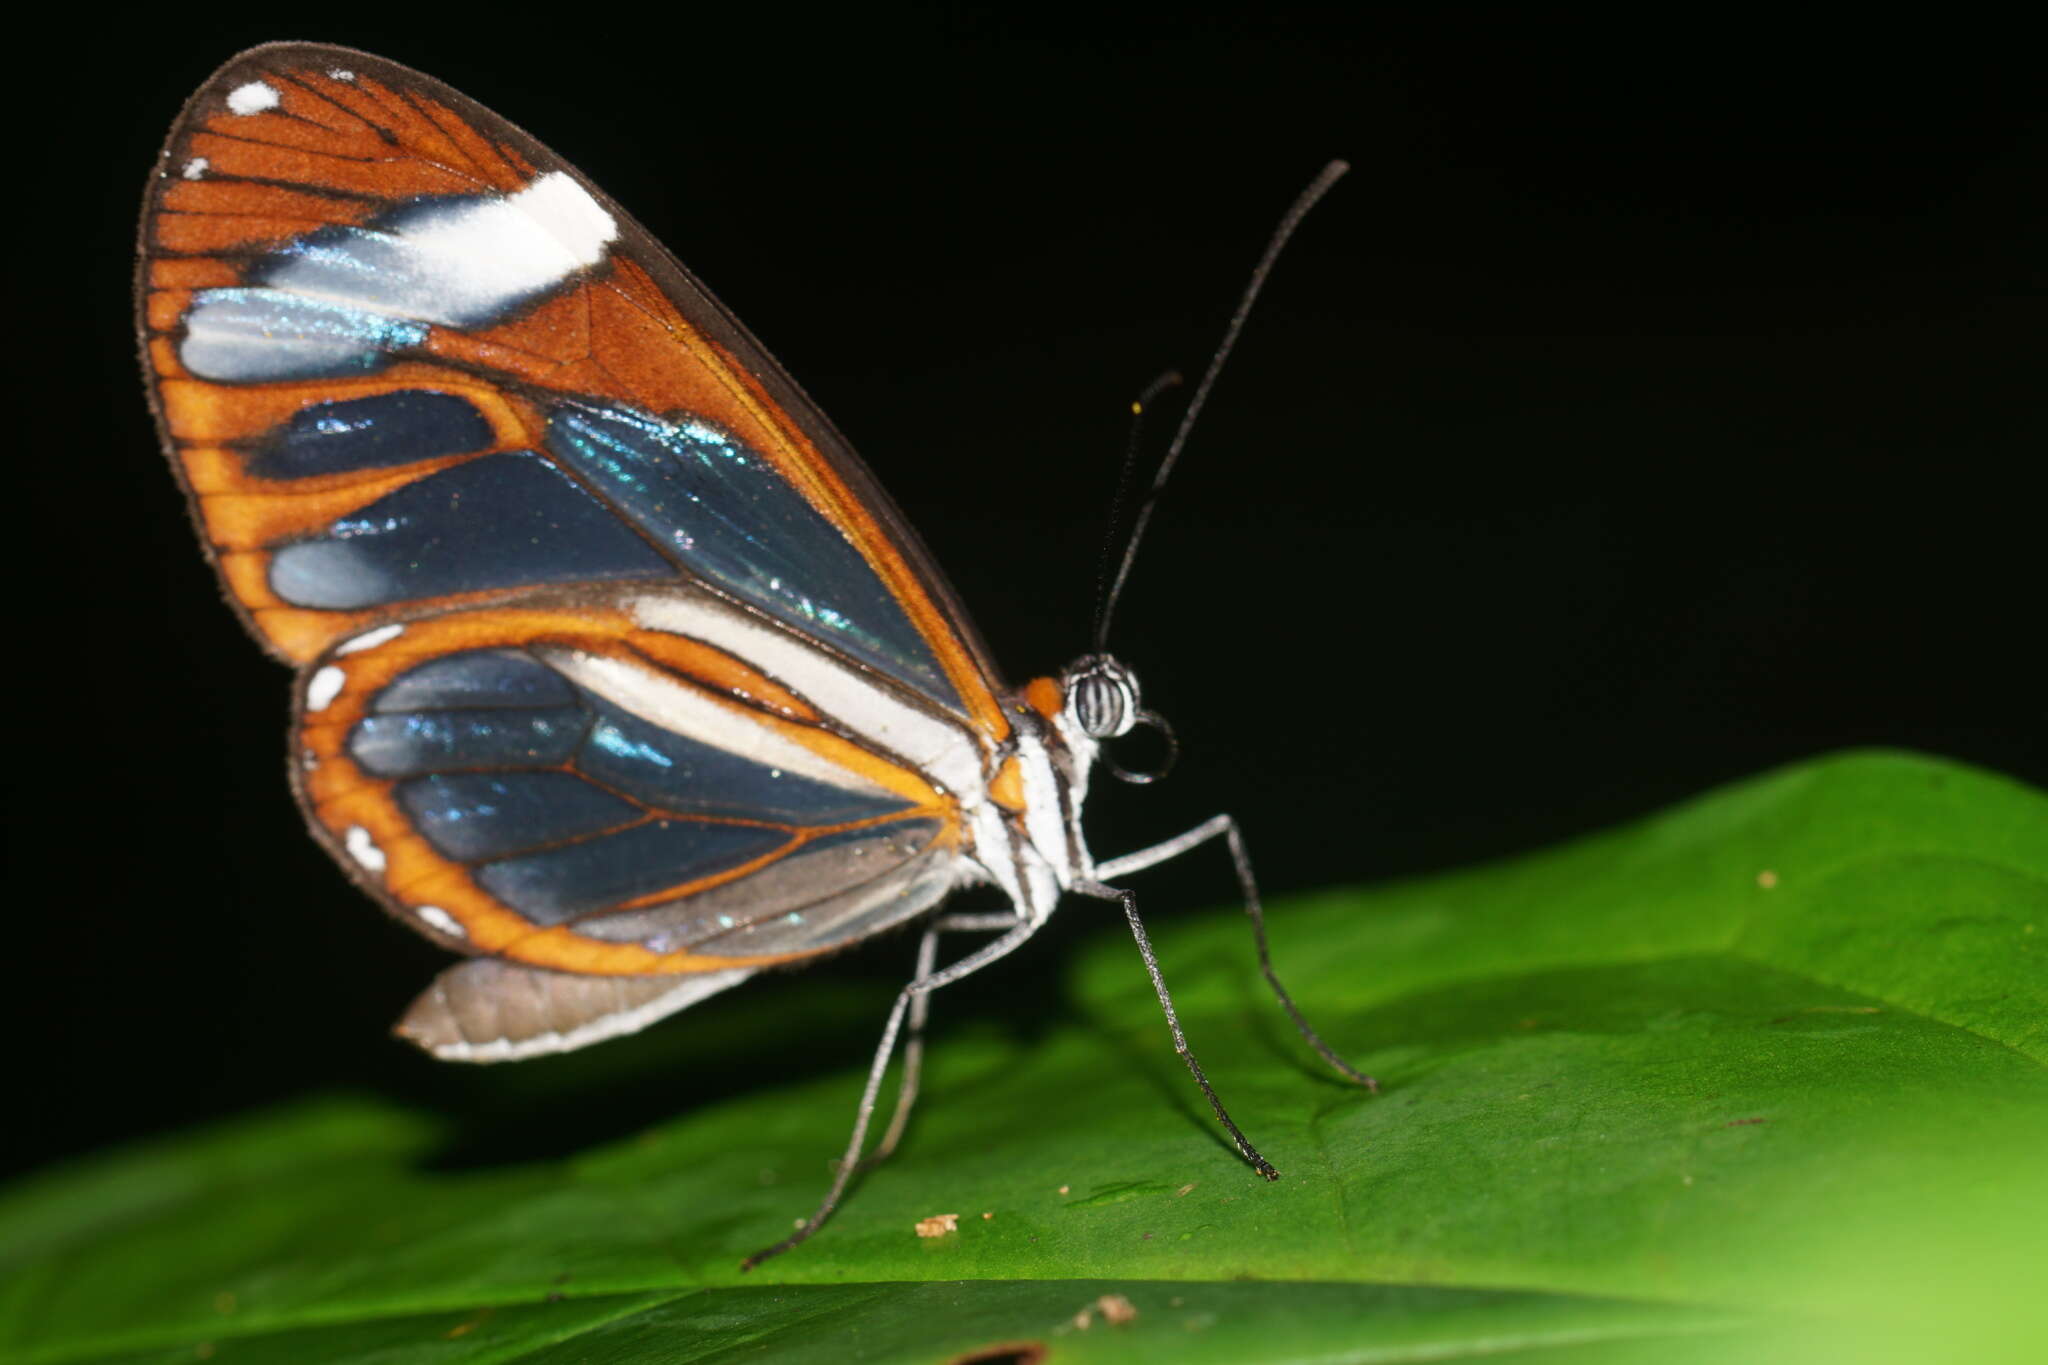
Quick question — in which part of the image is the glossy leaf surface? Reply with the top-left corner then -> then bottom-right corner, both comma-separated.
4,750 -> 2042,1363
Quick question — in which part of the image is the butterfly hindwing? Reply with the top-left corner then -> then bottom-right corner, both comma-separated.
297,598 -> 969,977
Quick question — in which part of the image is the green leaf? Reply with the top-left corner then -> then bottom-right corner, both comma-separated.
5,750 -> 2043,1363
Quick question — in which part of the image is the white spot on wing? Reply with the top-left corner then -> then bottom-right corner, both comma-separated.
387,170 -> 617,317
226,81 -> 280,116
344,825 -> 386,874
306,665 -> 345,712
504,172 -> 618,270
328,68 -> 355,81
181,157 -> 208,180
417,905 -> 465,938
336,623 -> 404,655
255,170 -> 619,331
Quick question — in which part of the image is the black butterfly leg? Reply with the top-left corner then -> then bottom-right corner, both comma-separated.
741,914 -> 1041,1270
869,911 -> 1024,1164
1095,814 -> 1376,1091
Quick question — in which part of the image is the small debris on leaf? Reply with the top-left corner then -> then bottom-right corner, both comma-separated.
443,1308 -> 493,1340
1756,869 -> 1778,888
915,1212 -> 961,1238
1175,1182 -> 1197,1197
1071,1293 -> 1137,1332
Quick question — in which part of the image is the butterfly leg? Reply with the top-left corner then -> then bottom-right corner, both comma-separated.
741,914 -> 1042,1270
870,910 -> 1025,1165
1075,874 -> 1279,1177
1096,815 -> 1376,1092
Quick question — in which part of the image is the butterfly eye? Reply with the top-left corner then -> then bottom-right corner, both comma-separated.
1066,655 -> 1140,740
1062,656 -> 1175,782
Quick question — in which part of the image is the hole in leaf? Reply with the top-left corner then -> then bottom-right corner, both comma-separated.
948,1344 -> 1047,1365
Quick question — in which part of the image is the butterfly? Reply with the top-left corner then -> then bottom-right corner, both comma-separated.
137,42 -> 1372,1265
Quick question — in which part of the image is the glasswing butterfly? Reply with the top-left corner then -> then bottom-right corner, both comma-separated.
136,42 -> 1371,1265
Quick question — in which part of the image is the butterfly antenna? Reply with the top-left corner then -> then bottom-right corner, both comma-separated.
1090,369 -> 1184,649
1092,159 -> 1349,652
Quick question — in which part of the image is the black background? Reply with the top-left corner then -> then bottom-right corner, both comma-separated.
16,12 -> 2041,1181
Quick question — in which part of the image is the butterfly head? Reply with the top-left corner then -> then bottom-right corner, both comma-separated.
1062,654 -> 1175,784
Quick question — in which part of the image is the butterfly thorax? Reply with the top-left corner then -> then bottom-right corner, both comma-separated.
967,656 -> 1142,923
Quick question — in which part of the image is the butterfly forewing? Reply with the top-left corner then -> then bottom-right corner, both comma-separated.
138,44 -> 1008,729
137,44 -> 1013,1047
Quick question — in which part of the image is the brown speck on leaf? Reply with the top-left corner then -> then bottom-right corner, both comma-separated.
1175,1182 -> 1197,1197
212,1292 -> 236,1315
195,1347 -> 215,1361
443,1308 -> 492,1340
982,1211 -> 994,1220
1058,1184 -> 1069,1195
915,1212 -> 961,1238
1726,1117 -> 1767,1127
1757,869 -> 1779,888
